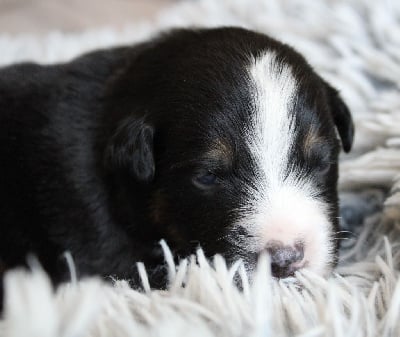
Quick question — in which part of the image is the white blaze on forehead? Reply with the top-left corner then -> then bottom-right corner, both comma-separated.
248,51 -> 297,187
239,51 -> 334,276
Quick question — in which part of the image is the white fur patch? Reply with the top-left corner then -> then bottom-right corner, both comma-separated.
236,52 -> 334,276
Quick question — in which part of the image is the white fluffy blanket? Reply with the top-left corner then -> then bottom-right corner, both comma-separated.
1,0 -> 400,336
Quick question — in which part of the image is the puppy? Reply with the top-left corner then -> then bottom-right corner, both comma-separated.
0,27 -> 353,295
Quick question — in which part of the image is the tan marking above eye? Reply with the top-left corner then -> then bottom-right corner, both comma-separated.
205,138 -> 233,165
150,189 -> 168,224
303,128 -> 324,157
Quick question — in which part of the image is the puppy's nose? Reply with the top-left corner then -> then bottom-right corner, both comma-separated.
266,242 -> 304,278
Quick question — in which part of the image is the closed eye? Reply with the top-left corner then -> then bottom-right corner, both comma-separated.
316,160 -> 332,175
305,142 -> 336,176
193,172 -> 219,189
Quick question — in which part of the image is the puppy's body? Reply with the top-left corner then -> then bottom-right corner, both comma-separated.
0,48 -> 150,282
0,28 -> 353,296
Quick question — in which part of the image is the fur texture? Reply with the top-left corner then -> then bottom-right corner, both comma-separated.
0,0 -> 400,336
0,27 -> 352,290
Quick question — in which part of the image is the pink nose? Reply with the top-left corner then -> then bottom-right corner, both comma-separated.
266,242 -> 304,278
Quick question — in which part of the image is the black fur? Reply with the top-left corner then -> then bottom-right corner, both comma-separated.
0,27 -> 354,307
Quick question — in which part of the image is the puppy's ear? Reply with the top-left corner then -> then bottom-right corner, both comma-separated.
105,117 -> 155,182
326,84 -> 354,152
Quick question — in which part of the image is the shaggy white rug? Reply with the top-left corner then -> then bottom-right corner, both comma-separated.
1,0 -> 400,336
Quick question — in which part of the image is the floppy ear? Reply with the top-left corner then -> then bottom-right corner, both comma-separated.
105,117 -> 155,182
325,85 -> 354,153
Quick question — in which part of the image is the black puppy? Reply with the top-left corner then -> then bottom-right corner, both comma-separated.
0,27 -> 353,296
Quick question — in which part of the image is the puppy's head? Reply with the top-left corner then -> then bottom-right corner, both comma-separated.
105,28 -> 354,279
